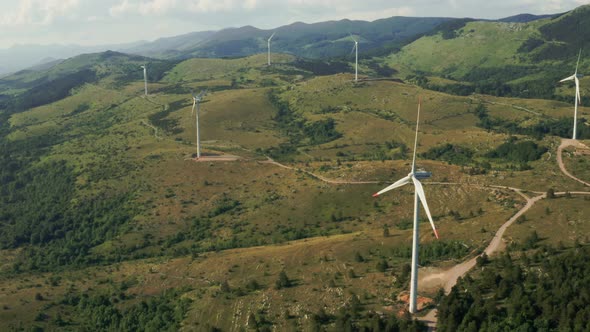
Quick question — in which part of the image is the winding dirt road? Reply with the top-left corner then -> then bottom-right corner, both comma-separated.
557,139 -> 590,187
260,157 -> 380,185
256,139 -> 590,330
420,138 -> 590,329
420,191 -> 543,293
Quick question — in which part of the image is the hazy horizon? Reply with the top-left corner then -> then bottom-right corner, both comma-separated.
0,0 -> 588,49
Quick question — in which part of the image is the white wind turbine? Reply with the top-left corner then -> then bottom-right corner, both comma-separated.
267,32 -> 276,66
372,98 -> 439,314
140,65 -> 148,96
191,90 -> 207,159
559,49 -> 583,140
350,34 -> 359,82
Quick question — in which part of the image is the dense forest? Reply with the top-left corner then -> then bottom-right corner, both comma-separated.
438,245 -> 590,331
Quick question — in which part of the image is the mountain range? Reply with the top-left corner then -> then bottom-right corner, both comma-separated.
0,12 -> 559,76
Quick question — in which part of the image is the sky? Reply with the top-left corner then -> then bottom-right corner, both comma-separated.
0,0 -> 588,49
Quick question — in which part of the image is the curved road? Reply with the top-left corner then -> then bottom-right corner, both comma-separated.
420,138 -> 590,329
260,140 -> 590,330
557,139 -> 590,187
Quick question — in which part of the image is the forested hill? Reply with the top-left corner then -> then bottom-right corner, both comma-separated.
130,16 -> 456,60
438,244 -> 590,331
389,4 -> 590,101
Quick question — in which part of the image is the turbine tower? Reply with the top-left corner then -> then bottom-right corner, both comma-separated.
267,32 -> 276,66
140,65 -> 148,96
559,49 -> 583,140
350,34 -> 359,82
191,90 -> 207,159
372,98 -> 439,314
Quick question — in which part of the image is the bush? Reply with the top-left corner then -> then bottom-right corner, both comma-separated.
275,271 -> 292,289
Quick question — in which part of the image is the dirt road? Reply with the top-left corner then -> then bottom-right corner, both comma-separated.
418,190 -> 544,329
557,139 -> 590,187
258,146 -> 590,330
260,158 -> 380,185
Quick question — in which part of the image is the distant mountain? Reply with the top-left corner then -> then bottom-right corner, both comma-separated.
0,51 -> 176,113
497,13 -> 559,23
27,57 -> 64,72
0,41 -> 145,76
154,17 -> 456,60
121,31 -> 216,58
0,7 -> 581,75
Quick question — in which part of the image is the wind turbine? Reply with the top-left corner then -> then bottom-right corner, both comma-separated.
350,34 -> 359,82
372,98 -> 439,314
267,32 -> 276,66
559,49 -> 583,140
140,65 -> 148,96
191,90 -> 207,159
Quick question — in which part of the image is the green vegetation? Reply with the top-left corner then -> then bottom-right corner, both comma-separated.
391,241 -> 472,265
310,298 -> 427,331
422,144 -> 474,165
486,138 -> 548,163
265,89 -> 342,159
474,103 -> 590,139
438,245 -> 590,331
55,288 -> 191,331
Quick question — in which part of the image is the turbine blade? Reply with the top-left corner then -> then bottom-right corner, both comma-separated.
350,44 -> 356,56
560,75 -> 575,83
576,77 -> 582,105
192,99 -> 196,115
411,98 -> 421,172
412,177 -> 439,239
372,175 -> 411,197
349,33 -> 357,43
269,32 -> 276,41
575,49 -> 582,75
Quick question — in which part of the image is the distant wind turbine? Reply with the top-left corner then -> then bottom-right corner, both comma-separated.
140,65 -> 148,96
559,49 -> 583,140
267,32 -> 276,66
350,34 -> 359,82
191,90 -> 207,159
372,98 -> 439,314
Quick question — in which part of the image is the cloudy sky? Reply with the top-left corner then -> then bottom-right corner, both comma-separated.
0,0 -> 588,49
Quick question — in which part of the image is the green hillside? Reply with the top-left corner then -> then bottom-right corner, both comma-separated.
128,17 -> 455,61
0,6 -> 590,330
387,5 -> 590,102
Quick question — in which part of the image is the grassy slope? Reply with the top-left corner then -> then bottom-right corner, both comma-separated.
389,20 -> 539,78
386,13 -> 590,102
1,52 -> 589,330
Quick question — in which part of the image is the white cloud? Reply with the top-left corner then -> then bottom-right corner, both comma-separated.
109,0 -> 262,16
109,0 -> 134,17
0,0 -> 79,26
139,0 -> 177,15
